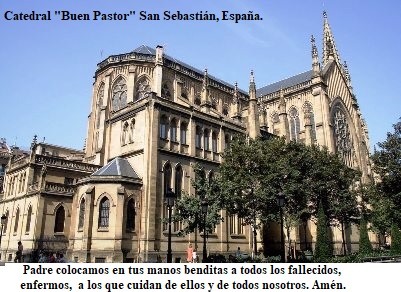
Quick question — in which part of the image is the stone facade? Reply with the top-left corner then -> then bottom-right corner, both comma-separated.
0,12 -> 373,262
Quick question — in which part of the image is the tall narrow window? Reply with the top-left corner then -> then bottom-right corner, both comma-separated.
163,163 -> 172,195
78,198 -> 85,230
54,206 -> 65,233
170,119 -> 177,142
289,107 -> 300,142
224,134 -> 230,149
180,122 -> 187,144
14,208 -> 20,233
159,116 -> 168,139
212,132 -> 218,152
2,211 -> 8,234
112,77 -> 127,111
25,206 -> 32,233
98,197 -> 110,228
175,165 -> 183,198
126,198 -> 136,231
196,126 -> 202,148
204,129 -> 210,151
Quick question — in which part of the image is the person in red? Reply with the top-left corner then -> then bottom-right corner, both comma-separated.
187,243 -> 193,263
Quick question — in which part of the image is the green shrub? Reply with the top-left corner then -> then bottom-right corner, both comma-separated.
358,216 -> 373,255
391,223 -> 401,255
314,203 -> 332,261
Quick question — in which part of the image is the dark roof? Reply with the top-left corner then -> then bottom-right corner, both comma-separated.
92,157 -> 140,179
133,45 -> 247,94
256,70 -> 313,97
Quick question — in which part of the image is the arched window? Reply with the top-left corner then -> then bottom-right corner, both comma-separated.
196,126 -> 202,148
126,198 -> 136,231
289,107 -> 300,142
180,122 -> 187,144
14,208 -> 20,233
122,122 -> 129,145
161,82 -> 172,99
25,206 -> 32,233
163,163 -> 172,195
212,132 -> 218,153
112,77 -> 127,111
96,83 -> 104,129
98,197 -> 110,228
222,106 -> 229,116
54,205 -> 65,233
332,105 -> 354,167
136,78 -> 151,101
194,96 -> 201,106
159,116 -> 168,139
2,211 -> 9,234
224,134 -> 230,149
170,119 -> 177,142
175,165 -> 183,198
78,198 -> 85,230
204,129 -> 210,151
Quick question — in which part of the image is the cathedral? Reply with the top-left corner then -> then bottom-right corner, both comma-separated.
0,12 -> 372,263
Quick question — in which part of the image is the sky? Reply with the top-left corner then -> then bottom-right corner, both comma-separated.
0,0 -> 400,152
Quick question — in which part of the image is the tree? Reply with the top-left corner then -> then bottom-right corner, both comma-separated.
314,202 -> 332,261
372,118 -> 401,227
173,164 -> 222,237
306,145 -> 359,255
358,216 -> 372,255
219,135 -> 274,256
390,223 -> 401,255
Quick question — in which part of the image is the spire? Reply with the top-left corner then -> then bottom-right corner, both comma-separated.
249,70 -> 256,99
248,70 -> 259,138
322,11 -> 341,66
278,88 -> 290,142
311,35 -> 321,77
202,68 -> 208,90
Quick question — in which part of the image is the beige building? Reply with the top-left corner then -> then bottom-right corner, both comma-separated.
0,12 -> 372,262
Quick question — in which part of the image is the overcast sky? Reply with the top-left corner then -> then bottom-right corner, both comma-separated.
0,0 -> 400,152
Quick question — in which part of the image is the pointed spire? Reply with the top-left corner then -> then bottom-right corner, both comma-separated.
323,11 -> 341,66
311,35 -> 321,77
234,81 -> 239,100
202,68 -> 208,89
278,88 -> 286,110
249,70 -> 256,98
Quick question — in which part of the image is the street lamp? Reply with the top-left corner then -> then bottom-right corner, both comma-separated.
165,188 -> 176,263
201,199 -> 208,262
276,193 -> 285,263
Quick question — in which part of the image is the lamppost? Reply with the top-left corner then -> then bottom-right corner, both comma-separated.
165,188 -> 176,263
276,193 -> 285,263
201,199 -> 208,262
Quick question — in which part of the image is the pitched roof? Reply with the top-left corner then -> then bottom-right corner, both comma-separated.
256,70 -> 313,97
92,157 -> 140,179
132,45 -> 247,94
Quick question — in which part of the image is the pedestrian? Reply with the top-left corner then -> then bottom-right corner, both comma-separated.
187,244 -> 193,263
192,249 -> 197,263
14,241 -> 23,263
57,253 -> 66,263
236,247 -> 241,257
